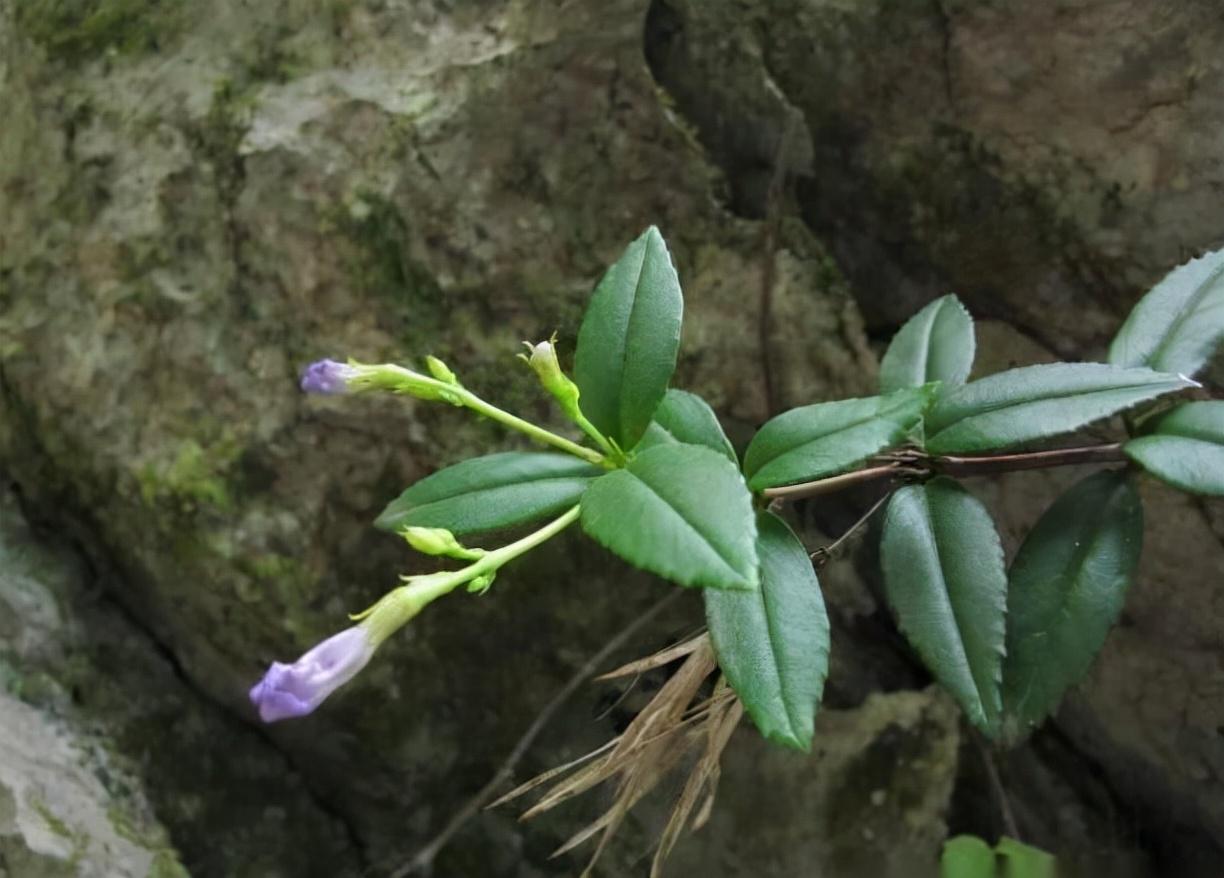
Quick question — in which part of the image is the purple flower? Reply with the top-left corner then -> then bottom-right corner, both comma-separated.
300,359 -> 359,395
249,626 -> 376,722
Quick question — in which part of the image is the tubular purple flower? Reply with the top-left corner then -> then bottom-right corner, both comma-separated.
300,359 -> 359,395
249,626 -> 376,722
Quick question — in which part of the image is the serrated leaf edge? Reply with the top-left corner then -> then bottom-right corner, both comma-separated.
883,483 -> 1006,731
745,387 -> 934,487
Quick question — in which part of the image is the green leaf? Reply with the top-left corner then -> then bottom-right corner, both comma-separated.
705,511 -> 829,750
743,386 -> 935,491
580,444 -> 757,590
1001,470 -> 1142,737
880,294 -> 975,394
940,836 -> 997,878
996,837 -> 1055,878
1108,248 -> 1224,377
635,389 -> 736,462
574,226 -> 683,449
924,363 -> 1191,454
375,452 -> 600,537
880,478 -> 1007,735
1124,401 -> 1224,496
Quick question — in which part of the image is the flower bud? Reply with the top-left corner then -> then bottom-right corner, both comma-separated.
523,339 -> 581,417
400,526 -> 484,560
301,359 -> 463,405
249,626 -> 376,722
425,356 -> 459,385
350,364 -> 453,402
467,572 -> 496,595
300,359 -> 360,395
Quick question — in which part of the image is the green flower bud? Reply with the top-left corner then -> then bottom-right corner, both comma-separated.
425,355 -> 459,385
522,338 -> 582,418
467,572 -> 496,595
346,363 -> 463,406
400,526 -> 484,561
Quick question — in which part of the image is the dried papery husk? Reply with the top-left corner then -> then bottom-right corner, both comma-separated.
495,636 -> 744,876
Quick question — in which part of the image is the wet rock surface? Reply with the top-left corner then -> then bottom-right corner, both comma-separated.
1,0 -> 1222,874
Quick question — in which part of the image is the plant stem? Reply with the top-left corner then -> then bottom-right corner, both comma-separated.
482,503 -> 582,566
809,493 -> 892,568
975,732 -> 1021,840
457,390 -> 608,466
762,443 -> 1128,503
357,362 -> 608,466
391,589 -> 684,876
571,410 -> 621,462
367,506 -> 583,639
429,503 -> 582,597
763,464 -> 908,501
931,443 -> 1126,477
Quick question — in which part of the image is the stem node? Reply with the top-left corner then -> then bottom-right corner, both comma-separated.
763,443 -> 1128,503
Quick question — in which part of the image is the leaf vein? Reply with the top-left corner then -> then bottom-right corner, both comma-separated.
613,240 -> 652,439
630,471 -> 744,583
758,569 -> 802,738
917,489 -> 986,720
1148,259 -> 1224,367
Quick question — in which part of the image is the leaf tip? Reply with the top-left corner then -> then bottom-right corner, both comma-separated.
638,224 -> 667,252
780,732 -> 813,753
710,567 -> 759,592
373,509 -> 401,532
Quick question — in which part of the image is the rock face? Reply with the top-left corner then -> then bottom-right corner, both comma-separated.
0,690 -> 164,878
647,0 -> 1224,353
1,0 -> 1222,875
0,485 -> 358,876
670,689 -> 962,878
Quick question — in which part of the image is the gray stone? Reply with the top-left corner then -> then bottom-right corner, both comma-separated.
669,688 -> 962,877
1,0 -> 1222,874
0,691 -> 170,878
0,484 -> 358,876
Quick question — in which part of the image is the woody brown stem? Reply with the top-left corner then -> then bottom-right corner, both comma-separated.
761,443 -> 1127,503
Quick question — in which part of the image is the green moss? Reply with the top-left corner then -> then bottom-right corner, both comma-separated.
106,804 -> 146,845
147,850 -> 191,878
241,552 -> 307,583
242,31 -> 304,85
326,191 -> 447,350
137,436 -> 240,511
33,799 -> 74,839
338,195 -> 409,293
107,806 -> 189,875
15,0 -> 186,64
12,669 -> 70,706
0,660 -> 21,695
34,798 -> 86,866
344,194 -> 411,296
197,78 -> 257,202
